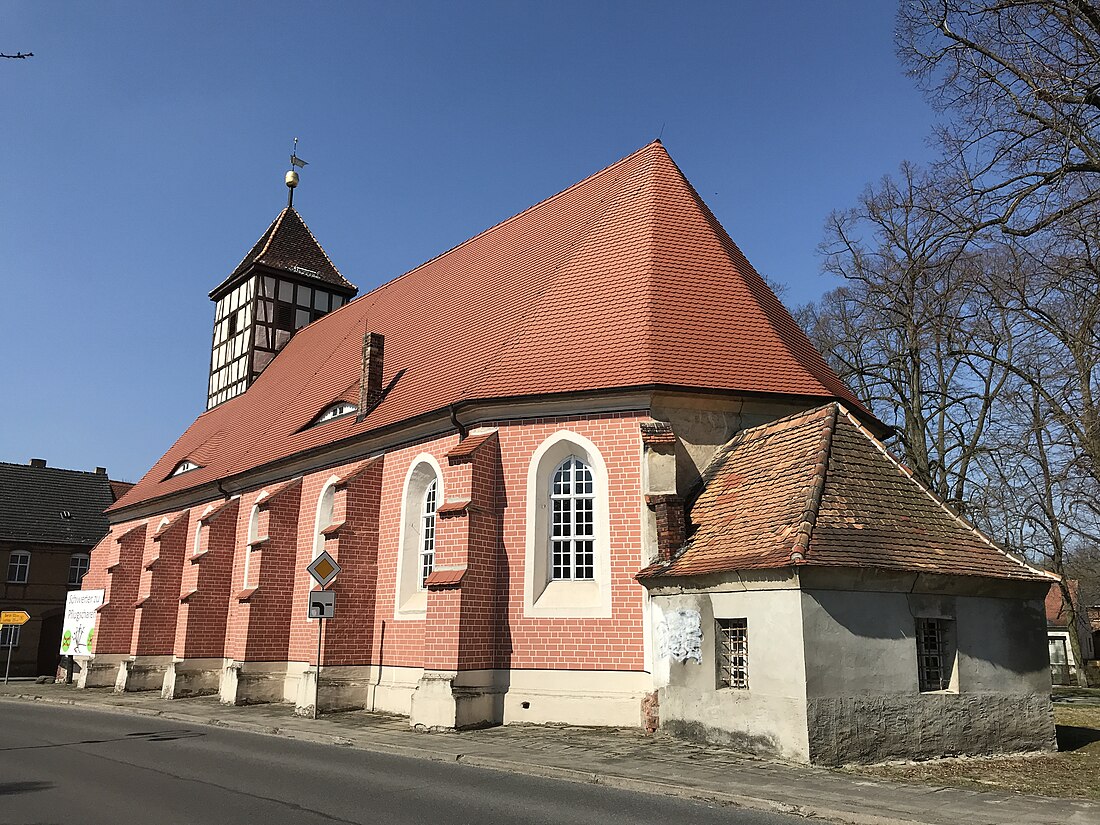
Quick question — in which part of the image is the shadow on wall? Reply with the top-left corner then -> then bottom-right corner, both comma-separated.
806,585 -> 1050,678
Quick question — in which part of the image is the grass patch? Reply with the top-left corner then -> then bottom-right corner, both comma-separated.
850,704 -> 1100,801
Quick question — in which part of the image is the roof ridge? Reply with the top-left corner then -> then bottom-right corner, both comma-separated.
790,403 -> 839,563
254,207 -> 289,262
346,141 -> 665,301
279,208 -> 349,286
651,151 -> 872,419
833,406 -> 1056,580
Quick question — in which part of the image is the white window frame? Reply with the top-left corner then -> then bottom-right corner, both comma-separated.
171,459 -> 200,477
312,478 -> 339,561
0,625 -> 20,648
6,551 -> 30,584
523,431 -> 613,618
316,402 -> 357,424
549,456 -> 596,581
242,503 -> 262,589
68,553 -> 90,586
419,479 -> 438,589
394,454 -> 443,618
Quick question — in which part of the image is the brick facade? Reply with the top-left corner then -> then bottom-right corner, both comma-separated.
84,411 -> 652,722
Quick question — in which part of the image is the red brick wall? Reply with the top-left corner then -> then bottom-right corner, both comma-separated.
175,501 -> 238,658
95,411 -> 649,674
131,514 -> 189,656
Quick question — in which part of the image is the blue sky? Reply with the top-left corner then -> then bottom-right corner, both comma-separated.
1,2 -> 937,482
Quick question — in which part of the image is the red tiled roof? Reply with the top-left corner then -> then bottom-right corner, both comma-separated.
209,207 -> 356,298
113,142 -> 876,513
638,404 -> 1054,582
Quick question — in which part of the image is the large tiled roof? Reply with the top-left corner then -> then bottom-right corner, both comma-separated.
638,404 -> 1053,582
0,462 -> 117,546
209,207 -> 356,298
113,142 -> 874,513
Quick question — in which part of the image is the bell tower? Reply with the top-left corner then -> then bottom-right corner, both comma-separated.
205,151 -> 358,409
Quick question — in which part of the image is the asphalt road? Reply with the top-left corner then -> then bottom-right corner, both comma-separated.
0,701 -> 807,825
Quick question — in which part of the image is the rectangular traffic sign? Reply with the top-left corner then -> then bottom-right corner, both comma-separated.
308,590 -> 335,619
0,611 -> 29,626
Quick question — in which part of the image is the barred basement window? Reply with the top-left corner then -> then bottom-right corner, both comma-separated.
550,457 -> 595,580
716,618 -> 748,689
916,617 -> 954,692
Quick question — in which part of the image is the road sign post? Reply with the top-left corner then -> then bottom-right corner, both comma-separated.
1,611 -> 30,685
306,552 -> 341,720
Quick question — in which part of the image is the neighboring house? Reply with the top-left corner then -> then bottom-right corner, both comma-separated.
1046,581 -> 1095,685
80,142 -> 1057,764
0,459 -> 132,676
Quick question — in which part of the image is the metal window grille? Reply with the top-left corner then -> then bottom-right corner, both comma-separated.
6,552 -> 29,584
68,554 -> 90,586
419,479 -> 437,589
0,626 -> 20,648
717,618 -> 748,689
550,457 -> 595,580
916,618 -> 950,691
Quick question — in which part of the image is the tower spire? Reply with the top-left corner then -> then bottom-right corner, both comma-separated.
286,137 -> 307,208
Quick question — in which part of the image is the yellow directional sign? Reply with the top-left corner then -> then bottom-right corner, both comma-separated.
0,611 -> 30,626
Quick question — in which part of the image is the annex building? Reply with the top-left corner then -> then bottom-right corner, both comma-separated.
81,142 -> 1058,764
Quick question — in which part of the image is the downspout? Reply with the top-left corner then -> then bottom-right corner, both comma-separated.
449,403 -> 468,440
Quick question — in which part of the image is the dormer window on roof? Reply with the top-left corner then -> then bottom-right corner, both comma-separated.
315,402 -> 357,424
170,459 -> 201,477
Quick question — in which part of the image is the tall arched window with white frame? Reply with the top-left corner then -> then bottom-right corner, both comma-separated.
419,480 -> 437,589
243,503 -> 260,588
312,481 -> 336,561
549,456 -> 595,580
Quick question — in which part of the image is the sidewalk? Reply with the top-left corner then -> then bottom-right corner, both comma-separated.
2,682 -> 1096,825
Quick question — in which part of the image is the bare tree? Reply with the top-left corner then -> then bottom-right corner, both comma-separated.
899,0 -> 1100,235
804,164 -> 1004,509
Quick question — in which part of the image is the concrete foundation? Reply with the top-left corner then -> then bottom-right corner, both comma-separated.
161,658 -> 222,698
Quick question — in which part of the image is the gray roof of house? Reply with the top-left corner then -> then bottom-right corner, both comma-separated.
0,462 -> 120,546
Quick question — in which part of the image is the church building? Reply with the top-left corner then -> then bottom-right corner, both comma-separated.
81,142 -> 1057,765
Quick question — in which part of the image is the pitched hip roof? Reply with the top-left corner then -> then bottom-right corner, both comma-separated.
113,141 -> 876,513
209,206 -> 356,299
638,404 -> 1054,582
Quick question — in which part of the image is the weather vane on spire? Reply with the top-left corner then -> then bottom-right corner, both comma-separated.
286,137 -> 308,208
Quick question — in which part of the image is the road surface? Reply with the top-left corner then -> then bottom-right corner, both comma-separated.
0,701 -> 807,825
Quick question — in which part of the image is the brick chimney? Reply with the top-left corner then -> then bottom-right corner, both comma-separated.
358,332 -> 385,418
646,494 -> 686,564
29,458 -> 46,468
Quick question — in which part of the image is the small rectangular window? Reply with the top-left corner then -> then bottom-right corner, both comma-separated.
68,554 -> 90,586
0,625 -> 20,648
6,552 -> 30,584
916,617 -> 955,692
716,618 -> 748,689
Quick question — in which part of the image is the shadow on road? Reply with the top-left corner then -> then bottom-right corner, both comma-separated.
0,728 -> 206,753
0,781 -> 54,796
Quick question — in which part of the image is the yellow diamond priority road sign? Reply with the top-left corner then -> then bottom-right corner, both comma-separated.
306,550 -> 341,589
0,611 -> 30,626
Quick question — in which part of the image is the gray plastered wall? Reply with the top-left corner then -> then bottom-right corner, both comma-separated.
647,569 -> 1056,765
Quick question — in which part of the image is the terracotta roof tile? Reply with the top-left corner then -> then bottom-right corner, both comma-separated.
113,142 -> 876,513
447,430 -> 498,463
639,404 -> 1054,582
640,421 -> 676,445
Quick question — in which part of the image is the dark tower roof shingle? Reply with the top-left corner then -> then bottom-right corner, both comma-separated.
209,207 -> 356,299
